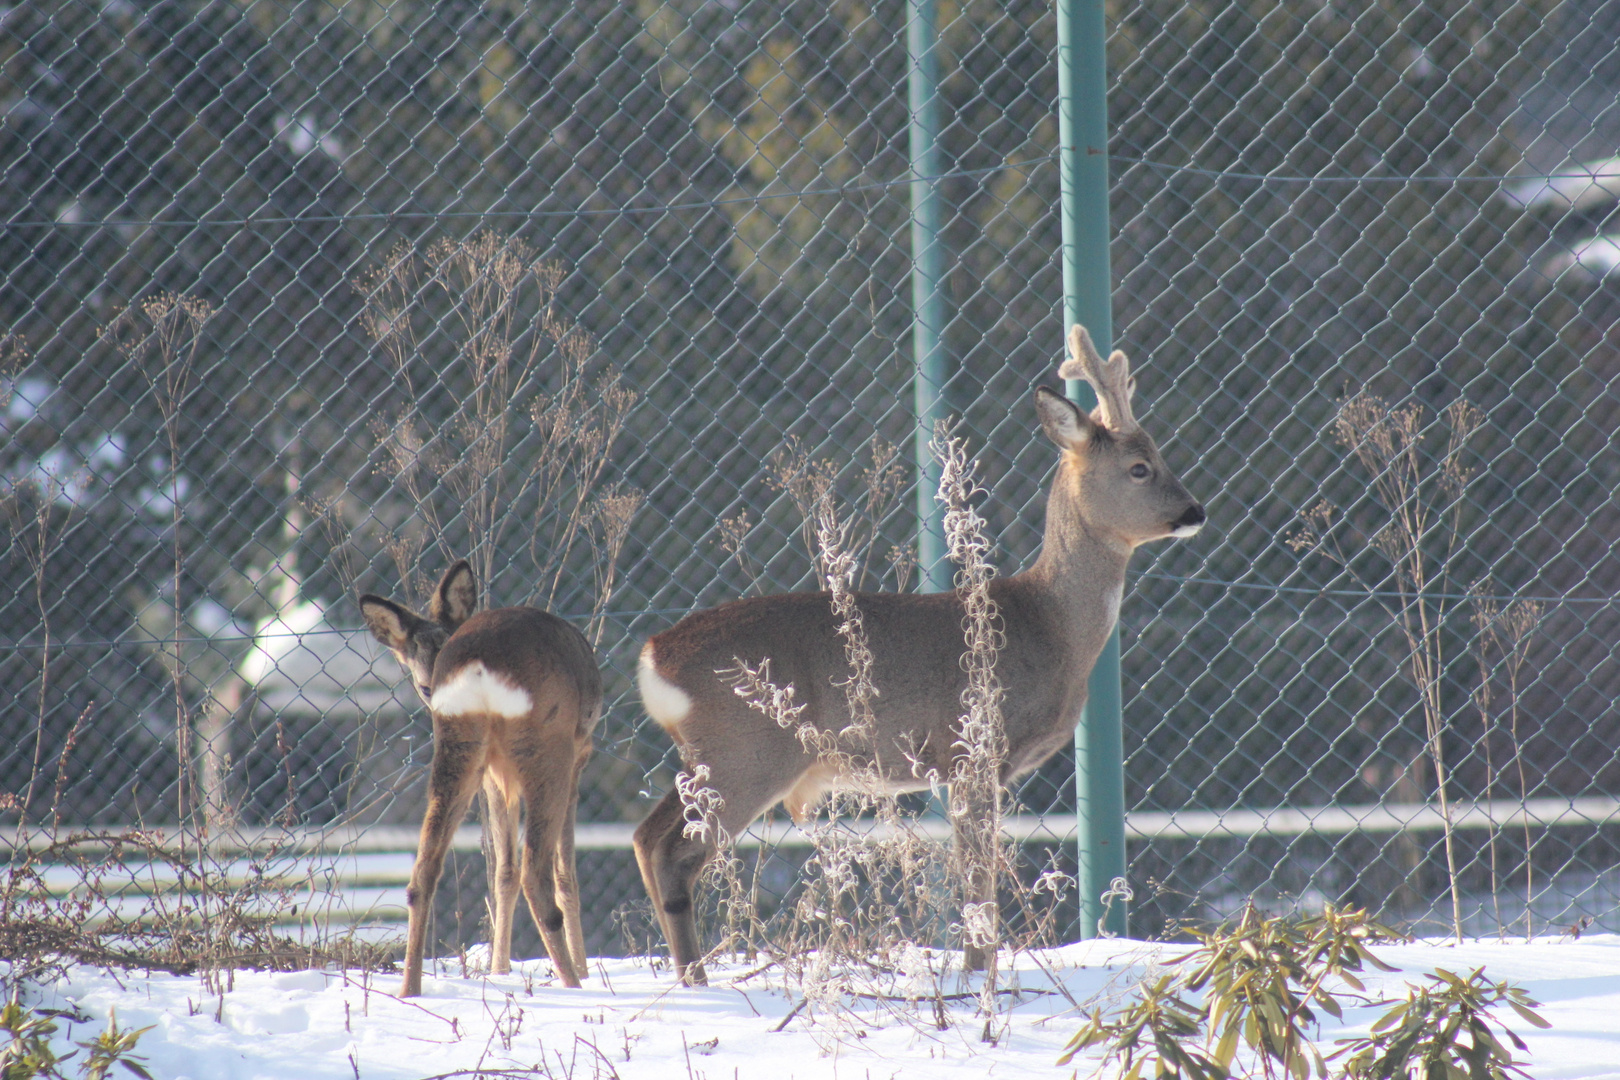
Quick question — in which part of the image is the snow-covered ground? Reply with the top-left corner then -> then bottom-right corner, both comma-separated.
9,935 -> 1620,1079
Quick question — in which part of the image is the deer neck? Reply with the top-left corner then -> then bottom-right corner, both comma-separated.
1022,466 -> 1132,652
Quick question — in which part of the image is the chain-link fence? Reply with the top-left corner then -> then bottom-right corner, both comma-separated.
4,0 -> 1620,960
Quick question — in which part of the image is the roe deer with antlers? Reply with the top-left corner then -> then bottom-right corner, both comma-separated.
361,561 -> 601,996
633,325 -> 1205,984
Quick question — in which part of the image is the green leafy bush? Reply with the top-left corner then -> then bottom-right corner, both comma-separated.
1,996 -> 152,1080
1059,905 -> 1548,1080
1333,967 -> 1547,1080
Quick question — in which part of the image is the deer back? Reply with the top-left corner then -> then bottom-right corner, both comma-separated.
642,576 -> 1088,782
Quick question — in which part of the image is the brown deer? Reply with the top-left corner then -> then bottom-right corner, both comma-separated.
360,561 -> 601,996
632,325 -> 1205,984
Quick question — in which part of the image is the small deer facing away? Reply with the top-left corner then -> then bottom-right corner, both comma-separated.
633,325 -> 1205,984
361,561 -> 601,997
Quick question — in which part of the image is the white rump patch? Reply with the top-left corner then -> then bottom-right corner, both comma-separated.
637,644 -> 691,731
430,661 -> 532,719
1170,520 -> 1204,538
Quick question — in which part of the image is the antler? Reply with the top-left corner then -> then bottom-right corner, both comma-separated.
1057,324 -> 1138,432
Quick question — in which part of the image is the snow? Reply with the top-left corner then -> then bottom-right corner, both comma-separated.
10,935 -> 1620,1079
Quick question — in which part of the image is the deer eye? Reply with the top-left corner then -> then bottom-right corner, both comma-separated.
1129,463 -> 1151,480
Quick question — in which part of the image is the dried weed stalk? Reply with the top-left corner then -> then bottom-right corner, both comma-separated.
1469,584 -> 1543,941
1469,583 -> 1506,940
1289,393 -> 1481,941
355,232 -> 639,621
716,512 -> 763,596
2,424 -> 86,844
1,830 -> 386,998
932,425 -> 1008,1012
104,294 -> 217,860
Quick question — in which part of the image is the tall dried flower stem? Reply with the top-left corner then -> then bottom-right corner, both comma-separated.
1291,394 -> 1480,942
2,358 -> 82,852
1469,584 -> 1504,939
1501,599 -> 1542,940
357,234 -> 639,613
107,295 -> 216,861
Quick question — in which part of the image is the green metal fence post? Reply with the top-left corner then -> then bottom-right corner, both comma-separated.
909,0 -> 950,594
1058,0 -> 1129,939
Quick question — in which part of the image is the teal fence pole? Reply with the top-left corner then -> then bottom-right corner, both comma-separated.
1058,0 -> 1128,939
909,0 -> 950,593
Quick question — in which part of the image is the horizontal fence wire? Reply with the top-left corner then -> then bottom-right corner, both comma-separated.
4,0 -> 1620,959
11,155 -> 1618,231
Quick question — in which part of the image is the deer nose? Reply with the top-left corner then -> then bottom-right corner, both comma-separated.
1170,503 -> 1206,537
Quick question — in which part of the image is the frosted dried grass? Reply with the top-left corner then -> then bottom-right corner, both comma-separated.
691,427 -> 1039,1044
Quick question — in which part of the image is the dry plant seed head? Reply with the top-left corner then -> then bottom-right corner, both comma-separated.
0,333 -> 26,411
535,259 -> 564,297
384,534 -> 427,605
1502,597 -> 1543,651
139,290 -> 216,328
861,437 -> 906,520
599,372 -> 638,418
1469,580 -> 1502,643
368,415 -> 428,486
1285,499 -> 1339,555
594,488 -> 643,547
718,512 -> 752,559
554,324 -> 594,367
1371,523 -> 1410,570
767,437 -> 838,520
353,242 -> 418,376
887,543 -> 917,592
1334,392 -> 1413,480
529,393 -> 572,444
1441,399 -> 1483,499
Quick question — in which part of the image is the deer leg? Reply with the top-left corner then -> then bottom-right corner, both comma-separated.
517,757 -> 583,989
483,772 -> 521,976
631,789 -> 679,959
640,755 -> 803,987
555,761 -> 587,980
402,729 -> 486,997
648,796 -> 716,987
633,787 -> 717,984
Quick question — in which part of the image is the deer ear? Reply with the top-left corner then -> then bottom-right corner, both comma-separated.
1034,386 -> 1096,450
359,595 -> 420,653
431,560 -> 477,631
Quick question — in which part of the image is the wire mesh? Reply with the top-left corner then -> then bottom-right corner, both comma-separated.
3,0 -> 1620,959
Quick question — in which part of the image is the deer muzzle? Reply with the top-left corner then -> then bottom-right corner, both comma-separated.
1169,503 -> 1206,537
